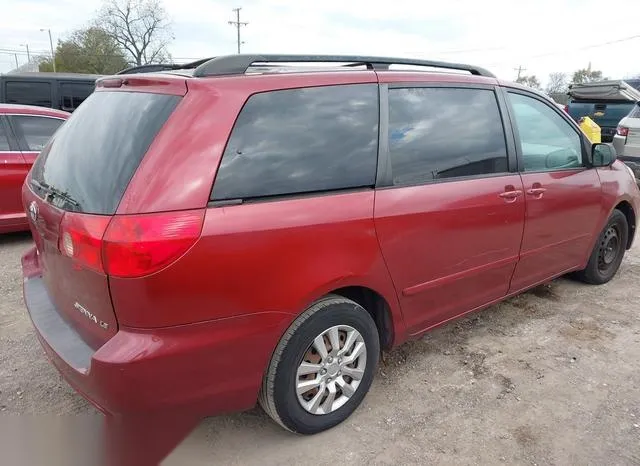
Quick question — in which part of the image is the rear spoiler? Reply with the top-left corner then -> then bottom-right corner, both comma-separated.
568,80 -> 640,102
116,58 -> 213,75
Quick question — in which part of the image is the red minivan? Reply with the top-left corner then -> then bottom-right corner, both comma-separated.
21,55 -> 640,435
0,104 -> 68,233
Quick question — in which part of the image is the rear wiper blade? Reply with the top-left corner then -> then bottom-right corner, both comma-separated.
30,179 -> 81,208
30,178 -> 50,193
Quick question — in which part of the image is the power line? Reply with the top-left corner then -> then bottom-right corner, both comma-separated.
528,33 -> 640,59
488,33 -> 640,67
0,49 -> 206,64
228,7 -> 248,54
437,46 -> 506,56
514,65 -> 527,80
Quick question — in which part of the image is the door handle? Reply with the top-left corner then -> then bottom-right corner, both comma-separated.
499,190 -> 522,200
526,187 -> 547,196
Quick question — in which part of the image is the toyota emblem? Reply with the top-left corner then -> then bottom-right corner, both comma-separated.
29,201 -> 38,222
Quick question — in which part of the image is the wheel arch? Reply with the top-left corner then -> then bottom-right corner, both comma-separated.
330,286 -> 396,350
614,200 -> 636,249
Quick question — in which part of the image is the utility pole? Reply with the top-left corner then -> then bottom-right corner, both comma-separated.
228,7 -> 248,54
14,54 -> 19,69
20,43 -> 30,63
40,28 -> 56,72
514,65 -> 526,80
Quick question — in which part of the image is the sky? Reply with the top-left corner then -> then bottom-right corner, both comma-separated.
1,0 -> 640,85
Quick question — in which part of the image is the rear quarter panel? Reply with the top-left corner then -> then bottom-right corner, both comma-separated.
109,191 -> 406,343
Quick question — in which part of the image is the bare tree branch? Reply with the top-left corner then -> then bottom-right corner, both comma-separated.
546,72 -> 568,95
97,0 -> 172,66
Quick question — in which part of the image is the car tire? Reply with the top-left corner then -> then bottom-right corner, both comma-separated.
259,295 -> 379,434
574,209 -> 628,285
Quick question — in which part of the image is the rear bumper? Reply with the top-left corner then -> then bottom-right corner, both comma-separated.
601,127 -> 616,142
22,247 -> 292,416
614,134 -> 640,159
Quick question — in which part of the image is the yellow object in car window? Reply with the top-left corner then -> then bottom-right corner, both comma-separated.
579,116 -> 601,143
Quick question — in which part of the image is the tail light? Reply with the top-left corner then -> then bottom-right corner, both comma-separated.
103,210 -> 204,278
563,105 -> 569,113
617,126 -> 629,137
59,213 -> 111,274
59,210 -> 205,278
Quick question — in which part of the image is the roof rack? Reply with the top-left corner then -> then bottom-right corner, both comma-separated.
192,54 -> 495,78
117,58 -> 213,75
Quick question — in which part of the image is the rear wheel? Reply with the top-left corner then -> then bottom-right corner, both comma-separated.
259,295 -> 379,434
574,210 -> 628,285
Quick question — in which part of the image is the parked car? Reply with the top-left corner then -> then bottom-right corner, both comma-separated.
0,104 -> 68,233
0,72 -> 100,112
20,55 -> 640,436
613,102 -> 640,179
567,80 -> 640,142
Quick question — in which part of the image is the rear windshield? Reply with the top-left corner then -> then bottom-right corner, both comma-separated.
30,91 -> 180,214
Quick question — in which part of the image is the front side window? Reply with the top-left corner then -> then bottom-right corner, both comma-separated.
508,92 -> 583,172
212,84 -> 379,201
5,81 -> 52,107
388,87 -> 508,186
11,116 -> 65,152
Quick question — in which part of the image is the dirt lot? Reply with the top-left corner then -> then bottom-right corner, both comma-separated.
1,231 -> 639,465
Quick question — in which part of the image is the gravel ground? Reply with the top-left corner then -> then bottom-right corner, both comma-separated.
1,231 -> 639,465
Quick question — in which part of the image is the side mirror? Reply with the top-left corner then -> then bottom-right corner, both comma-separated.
592,143 -> 616,167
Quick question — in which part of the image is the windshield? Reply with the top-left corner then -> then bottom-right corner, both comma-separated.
30,91 -> 180,214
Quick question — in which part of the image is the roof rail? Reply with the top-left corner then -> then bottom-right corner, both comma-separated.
192,54 -> 495,78
117,58 -> 214,75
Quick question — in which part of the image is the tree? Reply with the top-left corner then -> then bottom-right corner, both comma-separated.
572,64 -> 603,84
546,72 -> 567,94
97,0 -> 173,66
515,75 -> 541,90
39,27 -> 128,74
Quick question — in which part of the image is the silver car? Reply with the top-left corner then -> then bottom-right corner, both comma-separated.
613,103 -> 640,178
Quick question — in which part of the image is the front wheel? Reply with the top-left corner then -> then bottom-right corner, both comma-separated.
574,209 -> 628,285
259,295 -> 379,434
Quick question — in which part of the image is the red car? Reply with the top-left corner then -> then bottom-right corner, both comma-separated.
0,104 -> 68,233
21,55 -> 640,436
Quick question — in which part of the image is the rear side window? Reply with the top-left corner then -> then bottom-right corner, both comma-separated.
628,104 -> 640,118
30,91 -> 180,214
11,116 -> 64,151
388,87 -> 508,185
60,82 -> 95,111
5,81 -> 52,107
0,120 -> 10,151
212,84 -> 379,201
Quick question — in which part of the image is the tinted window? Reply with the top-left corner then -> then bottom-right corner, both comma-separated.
508,93 -> 582,172
212,84 -> 379,201
628,104 -> 640,119
11,116 -> 64,151
388,87 -> 508,185
0,121 -> 10,151
5,81 -> 52,107
30,91 -> 180,214
60,82 -> 95,111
